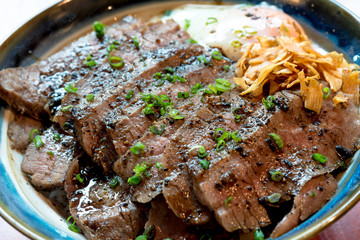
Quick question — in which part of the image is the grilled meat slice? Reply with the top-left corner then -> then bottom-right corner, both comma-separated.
21,125 -> 82,190
64,159 -> 147,240
270,174 -> 337,238
7,113 -> 46,153
0,17 -> 139,119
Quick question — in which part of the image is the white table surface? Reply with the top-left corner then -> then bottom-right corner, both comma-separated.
0,0 -> 359,239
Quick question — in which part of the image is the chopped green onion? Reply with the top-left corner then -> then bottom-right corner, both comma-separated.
106,41 -> 119,54
223,65 -> 230,71
322,87 -> 330,99
64,83 -> 78,94
110,177 -> 119,189
154,78 -> 166,87
178,92 -> 190,99
86,94 -> 94,102
169,109 -> 184,120
214,128 -> 228,141
225,196 -> 233,208
29,129 -> 40,141
269,170 -> 283,182
231,131 -> 241,142
130,141 -> 145,155
66,216 -> 81,233
208,84 -> 217,94
268,193 -> 281,203
197,55 -> 210,65
136,225 -> 154,240
63,122 -> 71,130
149,124 -> 165,135
184,19 -> 191,31
231,40 -> 242,48
155,161 -> 163,169
262,95 -> 275,110
216,140 -> 226,152
312,153 -> 327,163
126,90 -> 134,100
232,108 -> 242,123
201,89 -> 213,102
61,105 -> 74,112
212,50 -> 223,60
173,75 -> 186,83
187,38 -> 198,44
269,133 -> 283,149
206,17 -> 218,25
199,234 -> 213,240
83,54 -> 97,68
53,133 -> 61,141
199,159 -> 210,169
93,21 -> 105,38
76,173 -> 84,184
310,192 -> 316,197
243,26 -> 258,34
128,175 -> 142,185
109,56 -> 124,68
135,236 -> 147,240
234,30 -> 244,38
190,145 -> 208,158
164,66 -> 175,74
133,37 -> 140,48
214,78 -> 232,93
153,72 -> 162,79
47,151 -> 54,156
190,83 -> 203,94
33,135 -> 44,148
254,228 -> 265,240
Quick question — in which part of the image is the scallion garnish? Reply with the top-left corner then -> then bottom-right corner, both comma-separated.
86,94 -> 94,102
187,38 -> 198,44
155,161 -> 163,169
61,105 -> 74,112
130,141 -> 145,155
29,129 -> 40,142
190,83 -> 204,94
312,153 -> 327,163
231,131 -> 241,142
206,17 -> 218,25
110,177 -> 119,189
216,140 -> 226,152
76,173 -> 84,184
214,78 -> 232,93
153,72 -> 162,79
243,25 -> 258,34
126,89 -> 134,100
93,21 -> 105,38
197,55 -> 210,65
109,56 -> 124,68
199,234 -> 213,240
128,162 -> 151,185
268,193 -> 281,203
178,92 -> 190,99
33,135 -> 44,148
262,95 -> 275,110
269,133 -> 283,149
135,225 -> 154,240
47,151 -> 54,156
189,145 -> 208,158
212,50 -> 223,60
149,124 -> 165,135
184,19 -> 191,31
231,40 -> 242,48
225,196 -> 233,208
133,37 -> 140,48
164,66 -> 175,74
83,54 -> 97,68
214,128 -> 228,141
169,109 -> 184,120
234,30 -> 244,38
199,159 -> 210,169
269,170 -> 283,182
53,133 -> 61,141
66,216 -> 81,233
322,87 -> 330,99
254,228 -> 265,240
223,65 -> 230,71
173,75 -> 186,82
232,108 -> 242,123
201,89 -> 213,103
310,192 -> 316,197
64,83 -> 78,94
106,41 -> 119,54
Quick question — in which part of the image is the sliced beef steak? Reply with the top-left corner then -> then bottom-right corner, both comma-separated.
0,17 -> 139,119
7,113 -> 46,153
64,159 -> 147,240
162,88 -> 360,233
21,125 -> 82,190
270,174 -> 337,238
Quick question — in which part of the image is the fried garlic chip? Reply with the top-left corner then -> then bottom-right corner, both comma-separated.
235,30 -> 360,114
